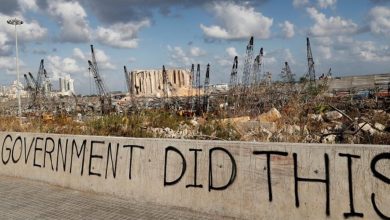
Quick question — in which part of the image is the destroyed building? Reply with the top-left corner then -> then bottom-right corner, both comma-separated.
126,69 -> 192,97
58,75 -> 75,96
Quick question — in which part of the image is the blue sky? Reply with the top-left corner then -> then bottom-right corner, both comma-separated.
0,0 -> 389,94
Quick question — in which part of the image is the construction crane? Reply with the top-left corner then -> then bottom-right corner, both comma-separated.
23,74 -> 35,104
28,72 -> 37,87
229,56 -> 238,88
190,64 -> 195,88
326,68 -> 332,78
36,59 -> 45,91
281,61 -> 295,84
25,60 -> 49,109
124,66 -> 131,94
24,73 -> 34,90
188,64 -> 195,110
252,55 -> 260,86
203,64 -> 210,113
188,64 -> 195,97
242,36 -> 254,87
162,65 -> 168,99
88,44 -> 111,114
195,64 -> 201,114
256,48 -> 264,84
228,56 -> 239,112
306,37 -> 316,86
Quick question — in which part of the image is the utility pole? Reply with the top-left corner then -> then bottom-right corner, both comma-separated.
7,18 -> 23,123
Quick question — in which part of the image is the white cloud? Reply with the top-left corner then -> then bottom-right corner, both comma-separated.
190,47 -> 206,57
317,0 -> 337,9
293,0 -> 309,7
264,56 -> 277,65
94,49 -> 116,70
47,46 -> 116,80
0,13 -> 47,55
318,45 -> 332,59
306,7 -> 358,36
47,0 -> 151,48
96,20 -> 150,49
73,47 -> 115,70
313,36 -> 390,63
0,56 -> 17,74
0,32 -> 11,55
167,45 -> 193,66
200,2 -> 273,40
280,21 -> 295,38
72,48 -> 86,60
226,47 -> 238,58
284,48 -> 296,65
0,13 -> 47,41
47,55 -> 83,79
18,0 -> 38,12
215,56 -> 232,67
48,0 -> 91,43
353,41 -> 390,62
369,6 -> 390,36
167,45 -> 207,67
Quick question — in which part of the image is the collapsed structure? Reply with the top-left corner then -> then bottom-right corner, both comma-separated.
126,69 -> 192,97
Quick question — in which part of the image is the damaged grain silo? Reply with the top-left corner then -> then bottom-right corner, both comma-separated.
125,69 -> 192,97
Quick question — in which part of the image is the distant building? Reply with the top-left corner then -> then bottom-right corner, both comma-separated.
58,75 -> 75,96
211,84 -> 229,92
0,80 -> 29,99
328,73 -> 390,92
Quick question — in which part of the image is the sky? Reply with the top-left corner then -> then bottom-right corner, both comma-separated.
0,0 -> 389,94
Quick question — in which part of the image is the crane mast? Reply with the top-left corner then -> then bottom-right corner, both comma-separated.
203,64 -> 210,113
242,36 -> 254,87
124,66 -> 131,94
162,65 -> 168,99
195,64 -> 201,114
306,37 -> 316,86
281,61 -> 294,84
229,56 -> 238,87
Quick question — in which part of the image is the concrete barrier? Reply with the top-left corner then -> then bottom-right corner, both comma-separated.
0,132 -> 389,219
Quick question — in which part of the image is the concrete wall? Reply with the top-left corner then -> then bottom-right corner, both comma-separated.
0,132 -> 389,219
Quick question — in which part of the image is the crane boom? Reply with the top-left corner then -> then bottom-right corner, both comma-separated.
89,45 -> 108,96
203,64 -> 210,113
88,45 -> 111,114
36,59 -> 45,90
24,74 -> 34,90
28,72 -> 37,87
229,56 -> 238,87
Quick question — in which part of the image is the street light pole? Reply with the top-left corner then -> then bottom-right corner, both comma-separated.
7,18 -> 23,124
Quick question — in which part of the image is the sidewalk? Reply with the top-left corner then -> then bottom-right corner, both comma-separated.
0,175 -> 235,220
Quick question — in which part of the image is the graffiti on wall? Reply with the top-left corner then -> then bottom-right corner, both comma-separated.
1,134 -> 389,219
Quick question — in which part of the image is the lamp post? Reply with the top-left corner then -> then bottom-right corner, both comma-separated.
7,18 -> 23,124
